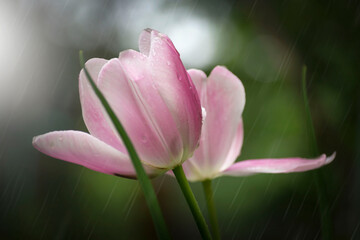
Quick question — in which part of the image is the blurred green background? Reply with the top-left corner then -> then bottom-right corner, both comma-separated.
0,0 -> 359,239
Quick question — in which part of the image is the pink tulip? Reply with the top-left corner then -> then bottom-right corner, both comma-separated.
33,29 -> 203,178
181,66 -> 335,181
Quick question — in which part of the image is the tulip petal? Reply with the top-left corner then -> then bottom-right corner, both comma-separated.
182,120 -> 244,182
184,66 -> 245,178
32,131 -> 160,178
97,57 -> 181,169
120,49 -> 187,164
139,29 -> 202,157
79,58 -> 125,152
138,28 -> 152,56
187,69 -> 207,91
221,152 -> 336,177
218,119 -> 244,172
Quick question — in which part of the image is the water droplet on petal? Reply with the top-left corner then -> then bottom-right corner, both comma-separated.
201,107 -> 207,122
176,73 -> 182,81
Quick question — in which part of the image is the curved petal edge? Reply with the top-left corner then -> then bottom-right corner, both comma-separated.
32,130 -> 161,178
221,152 -> 336,177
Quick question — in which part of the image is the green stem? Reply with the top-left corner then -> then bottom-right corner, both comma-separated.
302,65 -> 332,240
173,165 -> 212,240
79,51 -> 170,240
202,180 -> 221,240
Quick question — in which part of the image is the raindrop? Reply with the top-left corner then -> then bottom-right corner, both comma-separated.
177,73 -> 182,81
166,61 -> 171,66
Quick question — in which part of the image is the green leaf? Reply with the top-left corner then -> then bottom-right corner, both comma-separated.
302,65 -> 333,240
79,51 -> 170,240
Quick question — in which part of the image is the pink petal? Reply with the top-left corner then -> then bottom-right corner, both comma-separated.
119,50 -> 186,165
222,152 -> 336,177
32,131 -> 160,178
96,56 -> 183,169
79,58 -> 125,152
139,29 -> 180,57
183,66 -> 245,180
139,29 -> 202,157
218,119 -> 244,172
187,69 -> 207,91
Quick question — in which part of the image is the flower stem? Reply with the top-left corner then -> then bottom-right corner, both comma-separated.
173,165 -> 212,240
302,65 -> 332,240
79,51 -> 170,240
202,180 -> 221,240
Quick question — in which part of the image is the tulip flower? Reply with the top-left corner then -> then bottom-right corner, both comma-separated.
179,65 -> 335,240
33,29 -> 203,178
182,66 -> 335,182
34,29 -> 212,239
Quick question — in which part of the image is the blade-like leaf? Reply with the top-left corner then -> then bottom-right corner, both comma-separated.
302,65 -> 333,240
79,51 -> 170,240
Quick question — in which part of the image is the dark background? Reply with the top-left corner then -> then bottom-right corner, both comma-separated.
0,0 -> 359,239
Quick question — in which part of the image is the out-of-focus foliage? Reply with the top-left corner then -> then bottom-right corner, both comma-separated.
0,0 -> 358,239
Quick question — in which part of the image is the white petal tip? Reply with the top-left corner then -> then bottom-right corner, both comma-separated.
32,136 -> 39,145
201,107 -> 207,121
325,152 -> 336,164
